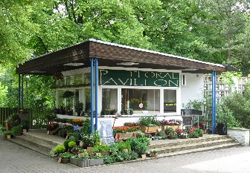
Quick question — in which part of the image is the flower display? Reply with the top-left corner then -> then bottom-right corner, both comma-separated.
124,122 -> 140,126
113,126 -> 140,133
72,119 -> 84,125
161,119 -> 182,125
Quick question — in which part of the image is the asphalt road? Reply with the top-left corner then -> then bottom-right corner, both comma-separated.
0,138 -> 249,173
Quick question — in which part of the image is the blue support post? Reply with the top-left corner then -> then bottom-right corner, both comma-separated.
21,75 -> 24,109
18,74 -> 21,110
212,71 -> 217,134
90,58 -> 94,134
95,58 -> 98,131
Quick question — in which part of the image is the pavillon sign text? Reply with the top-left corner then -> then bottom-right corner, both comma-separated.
100,70 -> 179,87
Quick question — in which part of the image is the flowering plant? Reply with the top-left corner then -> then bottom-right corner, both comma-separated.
113,126 -> 140,133
124,122 -> 140,126
175,128 -> 188,139
72,119 -> 83,125
161,119 -> 182,125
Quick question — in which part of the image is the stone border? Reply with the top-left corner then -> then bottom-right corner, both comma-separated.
228,128 -> 249,146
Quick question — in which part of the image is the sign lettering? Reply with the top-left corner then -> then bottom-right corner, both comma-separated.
100,70 -> 179,87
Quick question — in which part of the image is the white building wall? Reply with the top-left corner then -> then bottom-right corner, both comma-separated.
181,73 -> 204,109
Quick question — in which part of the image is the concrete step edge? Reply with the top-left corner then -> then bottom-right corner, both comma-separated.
149,135 -> 230,148
151,140 -> 239,153
157,143 -> 241,158
9,138 -> 51,156
12,136 -> 55,150
149,138 -> 235,150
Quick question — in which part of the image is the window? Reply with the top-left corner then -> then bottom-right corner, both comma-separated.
121,89 -> 160,114
164,90 -> 176,113
102,89 -> 117,110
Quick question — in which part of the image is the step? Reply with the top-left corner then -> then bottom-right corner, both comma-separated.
21,132 -> 63,146
9,136 -> 54,156
152,138 -> 238,154
157,143 -> 241,158
149,135 -> 230,149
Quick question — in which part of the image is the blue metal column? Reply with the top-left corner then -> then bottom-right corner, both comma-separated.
18,74 -> 21,110
90,58 -> 94,134
21,75 -> 24,109
95,58 -> 98,131
212,71 -> 217,134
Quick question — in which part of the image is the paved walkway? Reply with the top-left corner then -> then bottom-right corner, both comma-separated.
0,137 -> 249,173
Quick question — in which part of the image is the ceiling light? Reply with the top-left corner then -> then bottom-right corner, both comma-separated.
30,70 -> 46,73
117,62 -> 139,66
64,63 -> 84,67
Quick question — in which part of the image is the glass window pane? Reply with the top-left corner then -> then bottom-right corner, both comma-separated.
102,89 -> 117,110
122,89 -> 160,114
164,90 -> 176,113
74,74 -> 83,85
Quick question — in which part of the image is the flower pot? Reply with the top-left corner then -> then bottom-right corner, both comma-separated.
5,122 -> 11,131
140,154 -> 147,159
77,159 -> 89,167
161,125 -> 180,131
70,157 -> 78,165
89,158 -> 104,166
6,135 -> 11,139
61,158 -> 70,163
151,153 -> 157,158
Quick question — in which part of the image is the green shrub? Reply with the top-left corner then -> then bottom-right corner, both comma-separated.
217,104 -> 242,128
59,152 -> 74,159
103,155 -> 116,164
11,125 -> 22,135
68,141 -> 76,148
3,130 -> 13,136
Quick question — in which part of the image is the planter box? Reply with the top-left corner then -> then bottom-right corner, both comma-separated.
70,157 -> 78,165
115,132 -> 136,140
141,126 -> 161,133
161,125 -> 180,131
77,159 -> 89,167
89,158 -> 104,166
181,109 -> 202,115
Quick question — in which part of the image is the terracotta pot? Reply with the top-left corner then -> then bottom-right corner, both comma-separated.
141,154 -> 146,159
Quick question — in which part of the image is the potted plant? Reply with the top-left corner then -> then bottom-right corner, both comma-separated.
139,116 -> 161,133
70,155 -> 78,165
50,144 -> 66,157
20,119 -> 29,132
77,150 -> 89,167
11,125 -> 22,136
58,152 -> 74,163
3,130 -> 13,139
89,155 -> 104,166
150,150 -> 158,158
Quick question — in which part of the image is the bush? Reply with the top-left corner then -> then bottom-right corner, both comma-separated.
50,144 -> 65,157
217,104 -> 242,128
222,91 -> 250,128
68,141 -> 76,148
11,125 -> 22,135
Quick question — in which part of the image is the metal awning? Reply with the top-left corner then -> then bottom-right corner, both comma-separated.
16,38 -> 227,75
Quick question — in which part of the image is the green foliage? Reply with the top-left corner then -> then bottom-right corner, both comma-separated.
68,141 -> 76,148
59,152 -> 74,159
188,131 -> 199,138
117,141 -> 131,151
217,104 -> 242,128
139,116 -> 161,126
103,155 -> 116,164
185,99 -> 204,110
2,130 -> 13,136
78,150 -> 89,160
127,137 -> 149,155
50,144 -> 65,157
11,125 -> 22,135
80,119 -> 91,135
